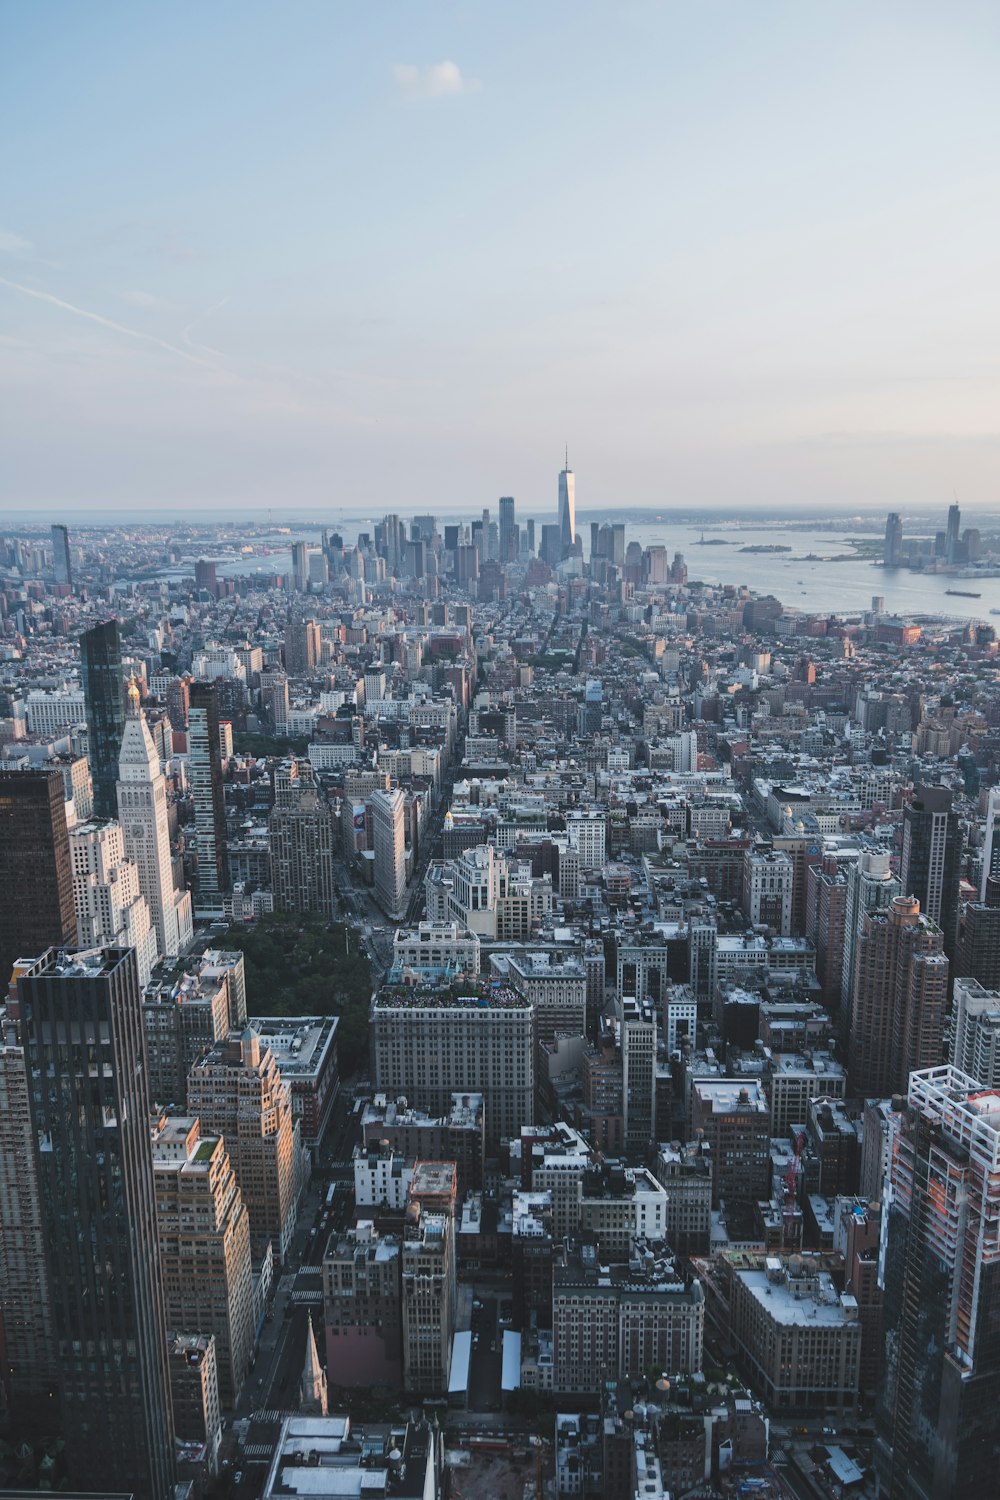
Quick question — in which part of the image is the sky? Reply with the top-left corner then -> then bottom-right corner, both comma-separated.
2,0 -> 1000,518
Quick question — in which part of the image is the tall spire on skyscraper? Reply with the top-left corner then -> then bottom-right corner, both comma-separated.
558,448 -> 576,556
117,687 -> 193,960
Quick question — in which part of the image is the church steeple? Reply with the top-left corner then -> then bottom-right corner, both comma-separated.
300,1312 -> 327,1415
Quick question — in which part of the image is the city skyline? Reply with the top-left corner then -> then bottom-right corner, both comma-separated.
4,4 -> 1000,1488
5,489 -> 1000,1489
3,3 -> 1000,514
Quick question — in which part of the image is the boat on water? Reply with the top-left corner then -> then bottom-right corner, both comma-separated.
945,589 -> 981,598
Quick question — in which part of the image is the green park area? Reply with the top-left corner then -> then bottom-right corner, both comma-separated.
218,911 -> 373,1076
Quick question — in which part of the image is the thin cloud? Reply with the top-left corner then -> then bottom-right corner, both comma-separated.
392,60 -> 481,100
0,275 -> 217,370
0,227 -> 32,254
182,295 -> 230,359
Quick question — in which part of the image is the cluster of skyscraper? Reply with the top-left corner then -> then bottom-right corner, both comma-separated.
0,619 -> 270,1495
0,634 -> 227,997
883,501 -> 984,569
8,483 -> 1000,1497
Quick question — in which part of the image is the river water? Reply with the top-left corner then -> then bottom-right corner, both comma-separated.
622,522 -> 1000,621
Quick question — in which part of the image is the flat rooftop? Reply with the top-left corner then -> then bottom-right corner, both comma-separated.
328,1224 -> 400,1264
144,949 -> 242,1004
773,1051 -> 845,1078
32,945 -> 131,981
738,1267 -> 856,1328
363,1092 -> 484,1130
717,936 -> 813,953
410,1160 -> 456,1196
247,1015 -> 338,1077
504,952 -> 586,976
693,1079 -> 769,1114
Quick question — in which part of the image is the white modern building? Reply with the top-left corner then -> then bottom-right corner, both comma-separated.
743,849 -> 794,936
566,810 -> 606,870
951,978 -> 1000,1087
25,688 -> 86,738
353,1143 -> 414,1211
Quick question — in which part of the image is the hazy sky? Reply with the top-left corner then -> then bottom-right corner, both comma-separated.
2,1 -> 999,517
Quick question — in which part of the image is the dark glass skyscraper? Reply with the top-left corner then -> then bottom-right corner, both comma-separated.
956,878 -> 1000,990
188,679 -> 229,903
16,947 -> 175,1498
80,618 -> 126,818
194,557 -> 218,596
884,510 -> 903,566
50,523 -> 72,587
900,784 -> 963,959
499,494 -> 516,562
558,455 -> 575,556
0,769 -> 76,985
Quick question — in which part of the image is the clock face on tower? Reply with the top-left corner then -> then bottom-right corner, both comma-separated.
132,824 -> 145,840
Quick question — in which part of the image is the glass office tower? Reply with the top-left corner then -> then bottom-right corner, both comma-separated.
16,947 -> 175,1498
80,618 -> 126,818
